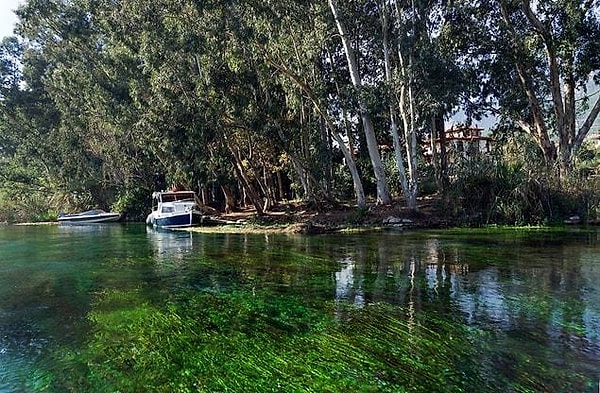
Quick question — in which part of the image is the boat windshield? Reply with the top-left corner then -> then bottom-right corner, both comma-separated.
82,209 -> 106,215
158,192 -> 196,202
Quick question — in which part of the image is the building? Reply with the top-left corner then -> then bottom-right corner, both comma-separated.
423,124 -> 493,159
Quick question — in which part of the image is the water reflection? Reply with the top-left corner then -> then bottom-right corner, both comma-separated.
0,226 -> 599,391
335,257 -> 364,306
56,222 -> 125,233
332,231 -> 600,369
146,227 -> 194,261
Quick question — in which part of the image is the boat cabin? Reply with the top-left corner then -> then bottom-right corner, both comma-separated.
153,191 -> 197,203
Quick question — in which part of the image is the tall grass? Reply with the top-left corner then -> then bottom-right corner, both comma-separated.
439,142 -> 600,226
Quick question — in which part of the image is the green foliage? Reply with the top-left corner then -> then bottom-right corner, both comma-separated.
0,190 -> 20,223
446,160 -> 541,225
382,151 -> 402,196
111,187 -> 153,221
444,0 -> 600,173
0,175 -> 57,223
415,159 -> 439,196
332,163 -> 355,201
1,0 -> 598,221
443,138 -> 600,226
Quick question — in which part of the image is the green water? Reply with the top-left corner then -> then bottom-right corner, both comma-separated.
0,224 -> 598,392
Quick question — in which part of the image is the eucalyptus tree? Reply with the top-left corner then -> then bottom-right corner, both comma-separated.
5,0 -> 482,217
378,0 -> 422,210
11,0 -> 276,213
444,0 -> 600,176
390,0 -> 464,196
110,0 -> 345,213
244,0 -> 369,208
11,0 -> 161,210
329,0 -> 392,205
0,36 -> 24,159
331,0 -> 461,211
0,35 -> 64,199
90,0 -> 261,211
187,0 -> 315,212
250,2 -> 331,204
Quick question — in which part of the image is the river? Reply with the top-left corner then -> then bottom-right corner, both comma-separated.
0,224 -> 598,392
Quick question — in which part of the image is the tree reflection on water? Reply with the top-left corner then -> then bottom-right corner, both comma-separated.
1,226 -> 598,392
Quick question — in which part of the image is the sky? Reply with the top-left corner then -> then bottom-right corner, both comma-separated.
1,0 -> 22,39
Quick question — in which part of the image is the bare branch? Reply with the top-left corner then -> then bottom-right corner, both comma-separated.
574,94 -> 600,150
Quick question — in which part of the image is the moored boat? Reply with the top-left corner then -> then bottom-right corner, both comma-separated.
58,209 -> 122,224
146,190 -> 206,229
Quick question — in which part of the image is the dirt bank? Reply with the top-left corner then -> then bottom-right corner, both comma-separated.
188,197 -> 450,234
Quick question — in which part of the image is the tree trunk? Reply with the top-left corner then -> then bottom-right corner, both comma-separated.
227,142 -> 264,215
574,93 -> 600,154
266,57 -> 366,208
221,185 -> 236,213
433,112 -> 448,191
536,14 -> 600,175
499,0 -> 557,166
388,0 -> 419,211
329,0 -> 391,205
558,69 -> 576,175
380,0 -> 410,204
402,77 -> 418,210
320,112 -> 334,196
276,170 -> 285,201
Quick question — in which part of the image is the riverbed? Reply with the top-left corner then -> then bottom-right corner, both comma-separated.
0,224 -> 598,392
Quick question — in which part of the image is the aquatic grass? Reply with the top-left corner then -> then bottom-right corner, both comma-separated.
37,286 -> 497,392
30,284 -> 599,393
22,227 -> 600,393
424,226 -> 598,242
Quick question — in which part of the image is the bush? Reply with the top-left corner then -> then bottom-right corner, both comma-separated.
111,187 -> 154,222
443,152 -> 600,226
0,184 -> 58,223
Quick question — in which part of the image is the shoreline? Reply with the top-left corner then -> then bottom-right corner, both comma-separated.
9,198 -> 596,233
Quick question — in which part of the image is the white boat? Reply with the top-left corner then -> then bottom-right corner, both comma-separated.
57,209 -> 122,224
145,190 -> 205,229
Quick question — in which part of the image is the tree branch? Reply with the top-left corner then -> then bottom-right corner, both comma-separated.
521,0 -> 548,37
499,1 -> 546,136
264,56 -> 366,207
574,94 -> 600,150
521,0 -> 565,131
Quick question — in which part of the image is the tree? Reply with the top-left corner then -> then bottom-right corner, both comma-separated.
445,0 -> 600,176
243,0 -> 369,207
329,0 -> 392,205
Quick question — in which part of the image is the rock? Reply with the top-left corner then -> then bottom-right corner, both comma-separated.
564,215 -> 581,225
383,216 -> 403,225
383,216 -> 414,226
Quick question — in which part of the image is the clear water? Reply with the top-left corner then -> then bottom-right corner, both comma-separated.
0,224 -> 598,392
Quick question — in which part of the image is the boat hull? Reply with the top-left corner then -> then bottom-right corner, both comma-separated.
58,211 -> 121,224
152,211 -> 204,229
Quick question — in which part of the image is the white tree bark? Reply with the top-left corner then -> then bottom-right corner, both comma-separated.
329,0 -> 391,205
500,0 -> 600,174
379,0 -> 414,210
266,58 -> 366,208
392,0 -> 419,210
